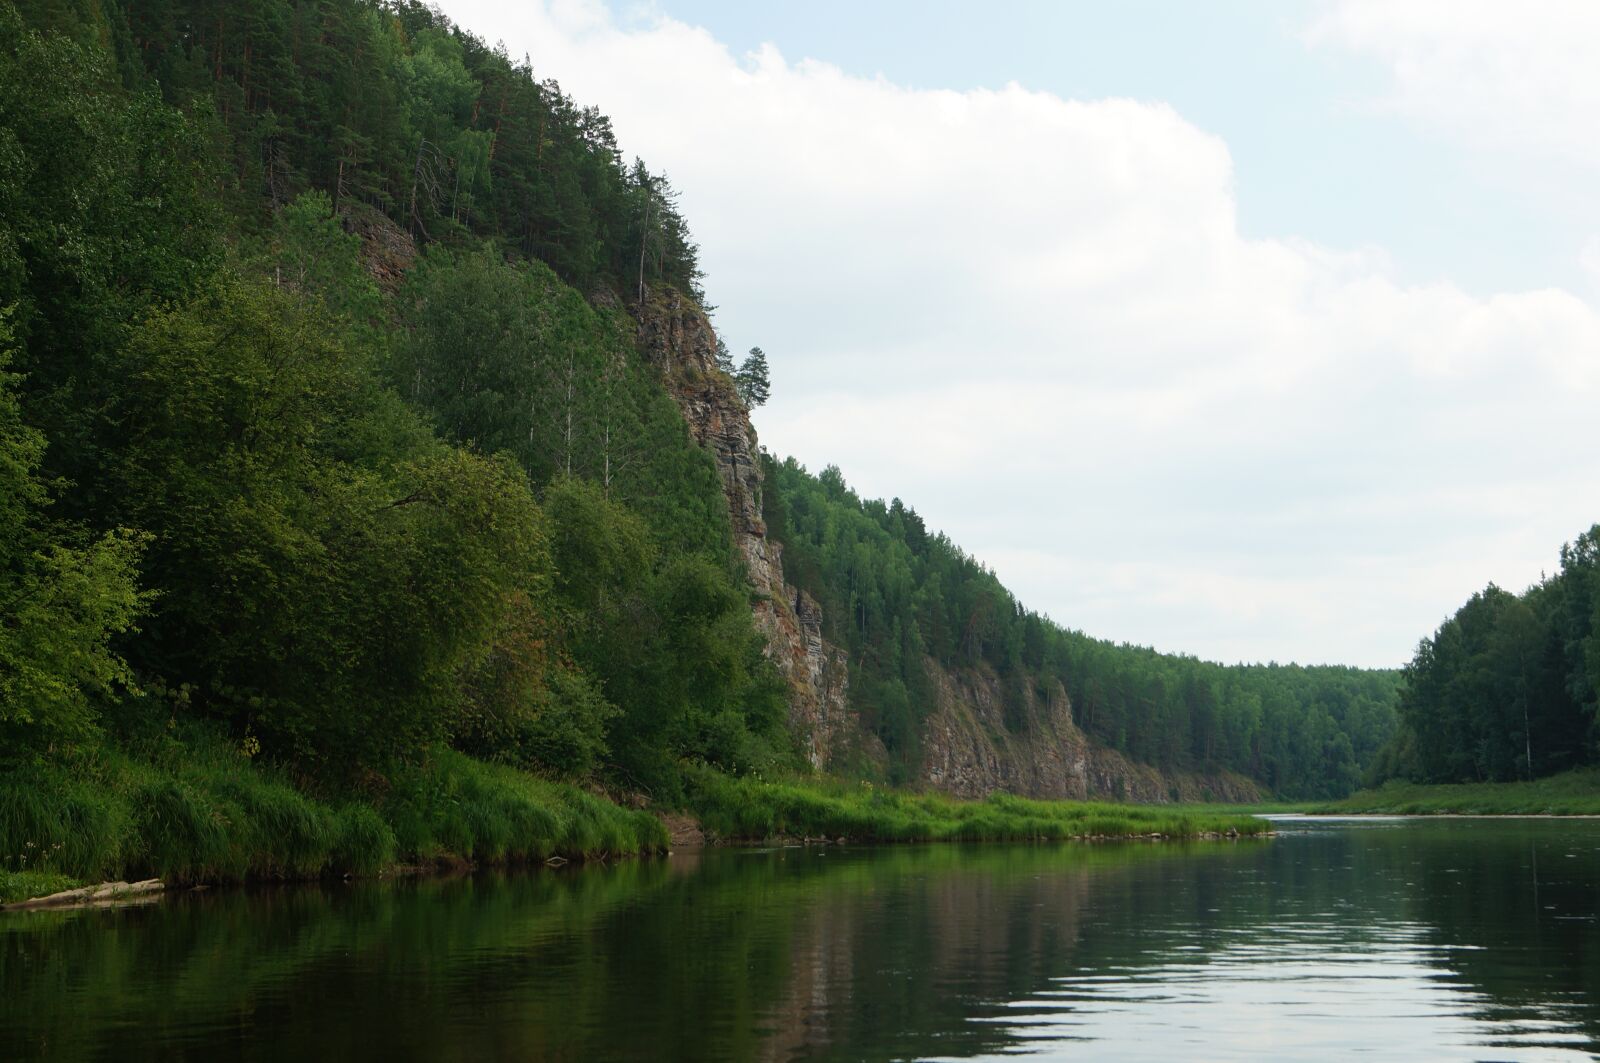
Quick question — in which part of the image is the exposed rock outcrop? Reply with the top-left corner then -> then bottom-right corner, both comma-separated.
920,661 -> 1261,803
635,286 -> 1259,804
636,290 -> 864,770
343,201 -> 416,292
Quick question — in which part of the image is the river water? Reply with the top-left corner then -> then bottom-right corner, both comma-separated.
4,817 -> 1598,1061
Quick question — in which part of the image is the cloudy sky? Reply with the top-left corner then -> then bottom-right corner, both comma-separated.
442,0 -> 1600,668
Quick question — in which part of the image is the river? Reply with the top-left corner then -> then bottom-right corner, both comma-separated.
4,817 -> 1598,1061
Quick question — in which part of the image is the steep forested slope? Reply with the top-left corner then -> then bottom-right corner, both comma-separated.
764,458 -> 1399,798
0,0 -> 783,802
0,0 -> 1398,812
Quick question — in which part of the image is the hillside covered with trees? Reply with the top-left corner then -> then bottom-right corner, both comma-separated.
1369,525 -> 1599,785
1,0 -> 1406,894
764,458 -> 1400,798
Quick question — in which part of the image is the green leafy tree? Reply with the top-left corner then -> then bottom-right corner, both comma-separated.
0,312 -> 147,759
105,277 -> 549,767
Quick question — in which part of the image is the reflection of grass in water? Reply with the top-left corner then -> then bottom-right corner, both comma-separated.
0,743 -> 666,892
687,770 -> 1271,842
1325,768 -> 1600,814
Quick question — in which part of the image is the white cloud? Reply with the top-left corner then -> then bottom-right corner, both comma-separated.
1309,0 -> 1600,170
444,0 -> 1600,667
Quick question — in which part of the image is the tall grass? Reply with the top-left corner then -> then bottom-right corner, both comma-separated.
686,770 -> 1270,843
378,749 -> 666,863
0,743 -> 665,898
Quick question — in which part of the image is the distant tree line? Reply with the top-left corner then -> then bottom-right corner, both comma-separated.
762,458 -> 1400,797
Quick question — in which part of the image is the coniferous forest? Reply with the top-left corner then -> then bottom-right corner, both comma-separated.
2,0 -> 1590,895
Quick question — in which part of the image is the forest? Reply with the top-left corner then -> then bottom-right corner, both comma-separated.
1369,525 -> 1600,785
0,0 -> 1417,897
764,458 -> 1400,798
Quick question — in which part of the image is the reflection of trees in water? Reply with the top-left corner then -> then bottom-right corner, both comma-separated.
2,827 -> 1596,1062
1369,822 -> 1600,1049
743,844 -> 1256,1061
753,848 -> 1107,1061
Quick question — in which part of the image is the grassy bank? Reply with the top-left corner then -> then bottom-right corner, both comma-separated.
1323,768 -> 1600,815
3,750 -> 1278,907
0,742 -> 667,902
686,772 -> 1272,843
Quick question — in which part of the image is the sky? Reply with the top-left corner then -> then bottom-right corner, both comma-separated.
440,0 -> 1600,668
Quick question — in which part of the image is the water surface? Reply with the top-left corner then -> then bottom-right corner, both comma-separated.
4,817 -> 1598,1061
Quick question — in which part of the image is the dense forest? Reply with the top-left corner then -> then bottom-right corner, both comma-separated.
764,458 -> 1400,798
0,0 -> 784,836
0,0 -> 1407,892
1370,525 -> 1600,785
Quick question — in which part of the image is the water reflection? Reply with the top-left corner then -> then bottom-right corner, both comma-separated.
2,820 -> 1597,1061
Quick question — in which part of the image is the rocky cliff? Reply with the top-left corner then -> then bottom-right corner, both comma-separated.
635,288 -> 1259,804
636,290 -> 863,770
919,662 -> 1261,803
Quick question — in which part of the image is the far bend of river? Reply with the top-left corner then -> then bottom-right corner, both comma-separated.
5,818 -> 1600,1061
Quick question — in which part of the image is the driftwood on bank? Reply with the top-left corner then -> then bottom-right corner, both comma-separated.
2,879 -> 165,911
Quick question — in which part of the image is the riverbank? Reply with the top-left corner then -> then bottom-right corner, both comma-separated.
685,772 -> 1272,843
2,750 -> 1275,908
1319,768 -> 1600,815
0,742 -> 668,906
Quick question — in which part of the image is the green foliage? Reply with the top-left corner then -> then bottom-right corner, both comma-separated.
395,250 -> 730,558
248,190 -> 385,339
1380,524 -> 1600,785
0,0 -> 1407,886
0,314 -> 149,758
685,769 -> 1270,843
0,739 -> 664,891
0,0 -> 786,811
104,276 -> 550,767
763,455 -> 1399,797
545,480 -> 789,795
735,346 -> 770,407
0,3 -> 219,495
86,0 -> 701,296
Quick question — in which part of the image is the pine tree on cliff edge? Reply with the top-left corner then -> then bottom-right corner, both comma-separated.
736,347 -> 770,408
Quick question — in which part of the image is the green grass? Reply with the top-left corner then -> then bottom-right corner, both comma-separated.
0,869 -> 84,905
1,741 -> 1275,905
1322,768 -> 1600,815
0,742 -> 666,898
685,771 -> 1271,843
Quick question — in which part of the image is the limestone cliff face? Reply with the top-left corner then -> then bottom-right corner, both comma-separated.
635,290 -> 862,769
635,288 -> 1258,803
919,661 -> 1261,803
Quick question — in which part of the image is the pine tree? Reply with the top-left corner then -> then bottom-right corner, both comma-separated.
736,346 -> 770,407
